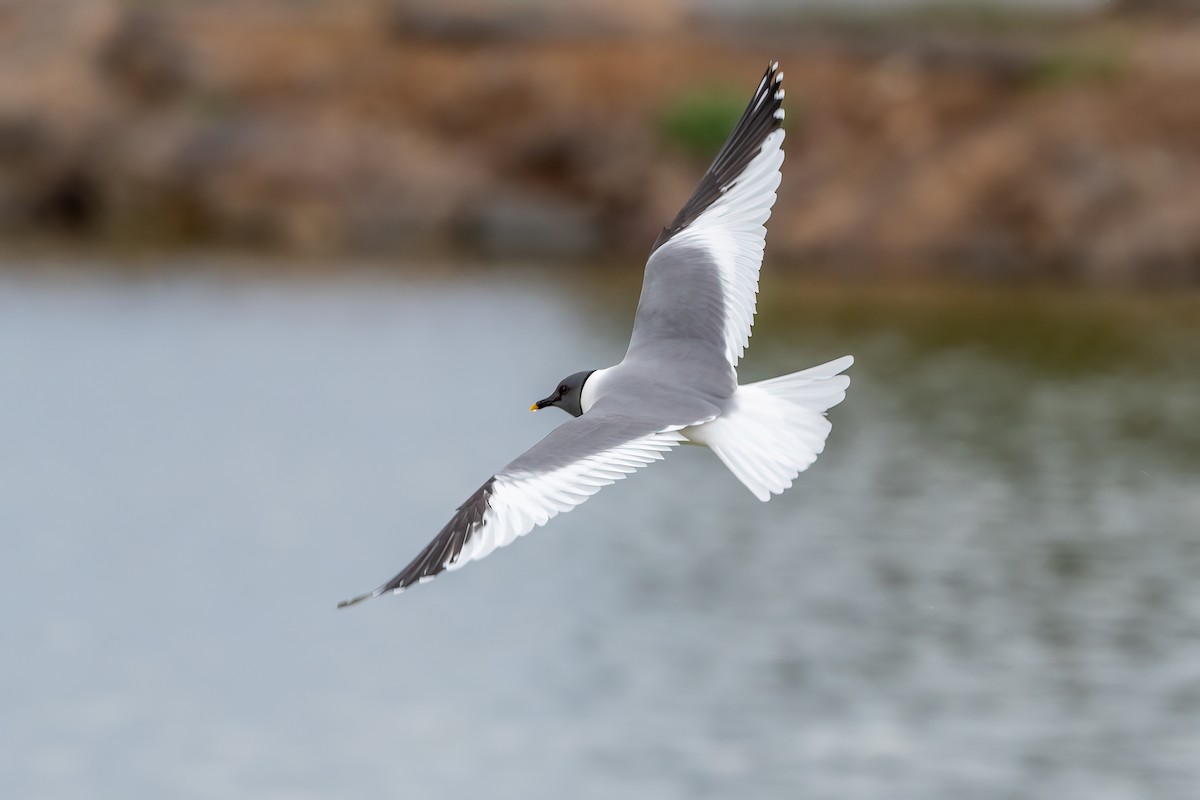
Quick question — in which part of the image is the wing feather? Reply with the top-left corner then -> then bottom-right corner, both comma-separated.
631,62 -> 786,370
337,412 -> 695,606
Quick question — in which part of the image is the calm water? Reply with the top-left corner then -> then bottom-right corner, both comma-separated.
2,264 -> 1198,800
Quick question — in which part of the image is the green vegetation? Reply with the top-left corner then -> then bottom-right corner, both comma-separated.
658,89 -> 755,161
1025,45 -> 1129,90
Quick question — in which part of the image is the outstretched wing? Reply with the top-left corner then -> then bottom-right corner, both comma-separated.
627,62 -> 785,371
338,407 -> 703,606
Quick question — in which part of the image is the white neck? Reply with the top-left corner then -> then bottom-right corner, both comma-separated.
579,367 -> 612,414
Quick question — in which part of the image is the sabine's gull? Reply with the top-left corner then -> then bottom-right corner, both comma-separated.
339,62 -> 852,607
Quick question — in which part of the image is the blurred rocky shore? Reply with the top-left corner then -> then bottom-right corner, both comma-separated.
1,0 -> 1199,283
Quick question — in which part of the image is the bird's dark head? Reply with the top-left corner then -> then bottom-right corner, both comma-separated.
531,370 -> 595,417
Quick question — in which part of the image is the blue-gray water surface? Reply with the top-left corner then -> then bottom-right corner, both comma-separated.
2,263 -> 1198,800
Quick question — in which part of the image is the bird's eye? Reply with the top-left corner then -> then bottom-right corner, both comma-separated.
559,385 -> 568,394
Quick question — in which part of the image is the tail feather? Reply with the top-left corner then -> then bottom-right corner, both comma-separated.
752,354 -> 853,409
690,355 -> 852,501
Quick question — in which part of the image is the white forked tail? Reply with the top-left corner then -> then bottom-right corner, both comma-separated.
688,355 -> 853,501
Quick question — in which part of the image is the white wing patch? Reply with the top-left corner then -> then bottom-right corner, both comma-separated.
659,126 -> 785,367
445,428 -> 689,571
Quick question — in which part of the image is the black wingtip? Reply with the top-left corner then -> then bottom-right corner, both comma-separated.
337,479 -> 494,609
336,589 -> 380,609
652,61 -> 786,252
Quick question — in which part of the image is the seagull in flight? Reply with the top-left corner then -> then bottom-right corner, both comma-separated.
339,62 -> 852,608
